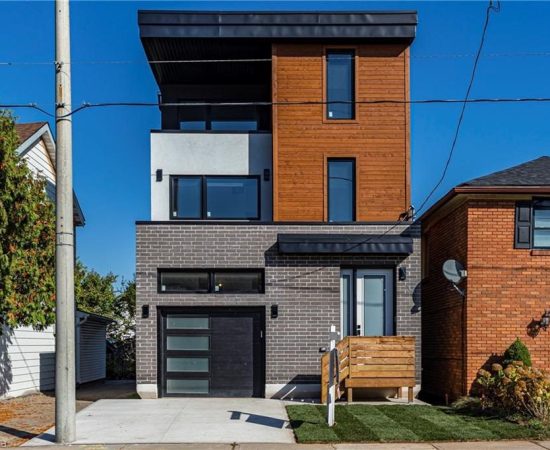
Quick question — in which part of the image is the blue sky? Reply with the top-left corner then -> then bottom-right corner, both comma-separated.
1,1 -> 550,280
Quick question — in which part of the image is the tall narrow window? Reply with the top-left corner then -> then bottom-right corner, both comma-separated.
326,50 -> 355,120
328,159 -> 355,222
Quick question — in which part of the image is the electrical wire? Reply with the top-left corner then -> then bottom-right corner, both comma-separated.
7,95 -> 550,120
5,50 -> 550,66
414,0 -> 500,217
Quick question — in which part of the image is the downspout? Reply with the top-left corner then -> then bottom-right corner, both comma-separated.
461,277 -> 468,397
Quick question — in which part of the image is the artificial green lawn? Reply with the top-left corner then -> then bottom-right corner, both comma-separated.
286,404 -> 550,443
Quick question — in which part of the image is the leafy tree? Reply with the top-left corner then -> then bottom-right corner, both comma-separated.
74,260 -> 135,340
0,111 -> 56,330
74,260 -> 117,318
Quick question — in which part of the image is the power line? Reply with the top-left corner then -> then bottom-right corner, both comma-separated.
5,50 -> 550,67
414,0 -> 500,216
7,95 -> 550,119
322,0 -> 500,257
0,103 -> 55,117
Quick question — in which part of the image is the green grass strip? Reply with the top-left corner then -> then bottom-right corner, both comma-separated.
286,404 -> 550,443
374,405 -> 461,441
346,405 -> 421,442
330,405 -> 379,442
286,404 -> 339,443
415,407 -> 498,441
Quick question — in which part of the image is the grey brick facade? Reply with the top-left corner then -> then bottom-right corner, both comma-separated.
136,222 -> 421,396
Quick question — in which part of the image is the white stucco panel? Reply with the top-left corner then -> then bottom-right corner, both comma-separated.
150,132 -> 272,221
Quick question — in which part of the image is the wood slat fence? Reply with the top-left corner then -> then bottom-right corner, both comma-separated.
321,336 -> 415,403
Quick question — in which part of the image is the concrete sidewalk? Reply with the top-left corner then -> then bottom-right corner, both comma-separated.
12,441 -> 550,449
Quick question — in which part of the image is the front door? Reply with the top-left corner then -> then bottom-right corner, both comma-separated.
341,268 -> 394,337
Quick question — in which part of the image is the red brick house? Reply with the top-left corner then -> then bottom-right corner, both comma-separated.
421,156 -> 550,402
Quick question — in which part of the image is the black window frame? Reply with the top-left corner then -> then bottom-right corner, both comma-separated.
325,49 -> 356,121
327,158 -> 356,223
177,103 -> 270,133
158,269 -> 265,294
533,199 -> 550,250
170,175 -> 261,221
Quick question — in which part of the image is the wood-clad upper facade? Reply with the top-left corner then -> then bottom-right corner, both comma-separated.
139,10 -> 416,223
272,43 -> 411,222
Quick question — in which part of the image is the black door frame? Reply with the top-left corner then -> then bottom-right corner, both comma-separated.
157,306 -> 266,398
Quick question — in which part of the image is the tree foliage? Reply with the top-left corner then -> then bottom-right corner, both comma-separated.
0,111 -> 56,330
75,260 -> 135,340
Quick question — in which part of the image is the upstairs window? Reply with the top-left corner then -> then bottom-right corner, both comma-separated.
327,159 -> 356,222
171,175 -> 260,220
515,199 -> 550,249
326,50 -> 355,120
179,105 -> 263,132
534,202 -> 550,248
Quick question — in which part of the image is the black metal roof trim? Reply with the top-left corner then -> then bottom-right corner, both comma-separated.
138,10 -> 417,40
277,233 -> 413,255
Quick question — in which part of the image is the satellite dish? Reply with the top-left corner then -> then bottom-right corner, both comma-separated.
442,259 -> 466,284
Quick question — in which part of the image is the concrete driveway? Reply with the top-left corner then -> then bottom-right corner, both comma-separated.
25,398 -> 295,446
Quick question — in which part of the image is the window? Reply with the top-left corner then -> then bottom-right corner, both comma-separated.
534,202 -> 550,248
159,269 -> 264,294
327,159 -> 355,222
178,105 -> 264,132
174,177 -> 202,219
515,200 -> 550,249
213,271 -> 263,294
159,271 -> 209,293
326,50 -> 355,120
171,176 -> 260,220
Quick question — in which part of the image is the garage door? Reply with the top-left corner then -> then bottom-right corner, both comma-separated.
159,307 -> 265,397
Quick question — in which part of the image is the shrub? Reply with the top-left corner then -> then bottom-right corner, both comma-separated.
504,338 -> 532,367
476,361 -> 550,423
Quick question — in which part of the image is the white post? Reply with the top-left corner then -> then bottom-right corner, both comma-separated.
327,324 -> 338,427
55,0 -> 76,443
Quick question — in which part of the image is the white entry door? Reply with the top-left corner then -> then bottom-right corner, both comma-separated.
341,269 -> 394,337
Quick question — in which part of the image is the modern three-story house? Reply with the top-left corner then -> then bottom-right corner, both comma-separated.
135,10 -> 422,399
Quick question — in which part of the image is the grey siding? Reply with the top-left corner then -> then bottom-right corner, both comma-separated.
136,222 -> 421,392
79,320 -> 107,384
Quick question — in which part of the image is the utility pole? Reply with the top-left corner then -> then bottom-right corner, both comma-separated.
55,0 -> 76,444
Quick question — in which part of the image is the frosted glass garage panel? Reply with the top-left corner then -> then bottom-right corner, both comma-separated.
167,336 -> 209,351
167,357 -> 209,372
167,316 -> 209,330
166,379 -> 209,394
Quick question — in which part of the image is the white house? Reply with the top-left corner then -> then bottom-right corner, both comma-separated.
0,122 -> 110,399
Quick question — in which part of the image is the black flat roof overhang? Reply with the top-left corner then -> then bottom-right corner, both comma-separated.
138,10 -> 417,40
277,234 -> 413,255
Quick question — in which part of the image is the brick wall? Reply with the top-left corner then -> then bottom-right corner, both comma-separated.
422,202 -> 468,401
136,222 -> 421,390
466,200 -> 550,391
422,198 -> 550,402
